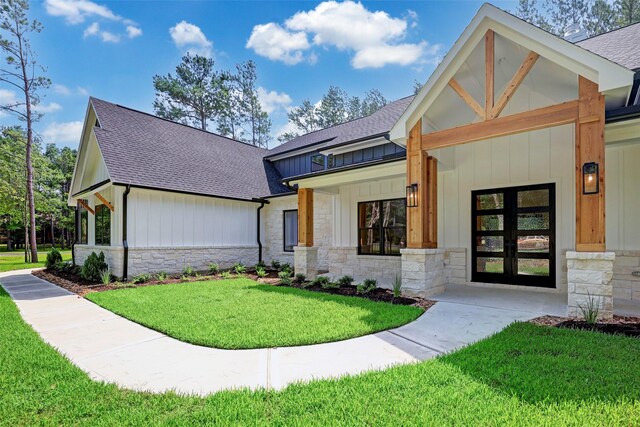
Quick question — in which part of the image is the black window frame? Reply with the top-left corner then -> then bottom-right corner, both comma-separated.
310,154 -> 325,172
357,198 -> 406,256
283,209 -> 298,252
94,203 -> 111,246
78,203 -> 88,244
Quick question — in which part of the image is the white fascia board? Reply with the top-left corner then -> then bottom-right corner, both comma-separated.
389,3 -> 634,144
265,144 -> 328,161
67,101 -> 95,205
605,118 -> 640,144
318,136 -> 390,156
290,160 -> 406,189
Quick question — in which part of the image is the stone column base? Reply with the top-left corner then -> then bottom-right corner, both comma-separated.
400,248 -> 445,298
567,251 -> 615,320
294,246 -> 318,280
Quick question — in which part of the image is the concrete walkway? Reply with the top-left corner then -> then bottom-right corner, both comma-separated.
1,271 -> 556,396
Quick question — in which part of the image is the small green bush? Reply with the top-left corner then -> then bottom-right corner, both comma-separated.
208,263 -> 220,275
45,248 -> 63,269
279,263 -> 292,274
99,269 -> 112,285
278,270 -> 292,285
80,252 -> 108,282
337,275 -> 354,287
53,261 -> 73,272
313,275 -> 330,287
233,263 -> 246,274
155,271 -> 169,281
132,273 -> 152,284
357,279 -> 377,294
255,260 -> 267,269
578,291 -> 600,326
270,260 -> 281,270
182,265 -> 195,277
294,273 -> 306,284
220,271 -> 233,279
321,281 -> 340,289
255,266 -> 267,278
392,275 -> 402,298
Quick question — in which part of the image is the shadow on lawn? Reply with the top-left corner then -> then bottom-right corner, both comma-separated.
440,322 -> 640,404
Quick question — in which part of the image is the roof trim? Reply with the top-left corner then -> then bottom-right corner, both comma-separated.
71,179 -> 112,198
283,155 -> 405,183
110,182 -> 267,204
389,3 -> 634,143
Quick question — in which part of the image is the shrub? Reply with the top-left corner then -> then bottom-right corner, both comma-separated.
357,279 -> 377,294
132,273 -> 152,284
270,260 -> 281,271
322,281 -> 340,289
278,270 -> 292,285
337,275 -> 354,287
233,262 -> 246,275
294,273 -> 306,284
255,260 -> 267,269
53,261 -> 73,272
208,263 -> 220,275
80,252 -> 108,282
578,291 -> 600,326
392,275 -> 402,298
255,266 -> 267,278
182,264 -> 195,277
45,248 -> 63,269
155,271 -> 169,281
279,263 -> 292,274
99,269 -> 112,285
220,271 -> 233,279
313,275 -> 330,287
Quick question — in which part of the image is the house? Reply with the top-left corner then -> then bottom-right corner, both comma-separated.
69,4 -> 640,319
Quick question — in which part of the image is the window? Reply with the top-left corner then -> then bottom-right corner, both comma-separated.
283,210 -> 298,252
358,199 -> 406,256
94,204 -> 111,246
311,154 -> 325,172
78,202 -> 88,244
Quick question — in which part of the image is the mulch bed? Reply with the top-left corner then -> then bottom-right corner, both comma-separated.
530,315 -> 640,339
33,268 -> 434,310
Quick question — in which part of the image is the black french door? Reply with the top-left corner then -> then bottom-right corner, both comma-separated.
471,183 -> 555,288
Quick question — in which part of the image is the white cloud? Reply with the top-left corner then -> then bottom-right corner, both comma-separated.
170,21 -> 213,57
246,23 -> 310,65
126,25 -> 142,39
257,87 -> 292,114
33,102 -> 63,114
0,88 -> 19,106
247,0 -> 440,69
46,0 -> 141,43
52,84 -> 89,97
42,121 -> 83,145
44,0 -> 119,24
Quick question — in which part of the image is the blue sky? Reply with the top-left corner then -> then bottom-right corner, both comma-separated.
0,0 -> 515,149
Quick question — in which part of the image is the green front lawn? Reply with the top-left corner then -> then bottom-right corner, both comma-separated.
86,278 -> 424,349
1,287 -> 639,425
0,250 -> 71,273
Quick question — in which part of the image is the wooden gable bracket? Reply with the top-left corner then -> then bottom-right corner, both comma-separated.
95,192 -> 114,212
447,30 -> 539,122
77,199 -> 95,215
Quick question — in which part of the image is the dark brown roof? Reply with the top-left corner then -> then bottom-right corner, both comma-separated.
266,95 -> 414,157
577,22 -> 640,70
90,97 -> 290,201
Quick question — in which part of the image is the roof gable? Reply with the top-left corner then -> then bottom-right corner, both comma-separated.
390,3 -> 634,143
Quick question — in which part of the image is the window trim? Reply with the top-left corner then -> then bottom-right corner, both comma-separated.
94,203 -> 111,246
283,209 -> 298,253
357,198 -> 406,257
310,154 -> 325,172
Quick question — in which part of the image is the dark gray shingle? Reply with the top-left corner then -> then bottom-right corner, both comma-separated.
577,22 -> 640,70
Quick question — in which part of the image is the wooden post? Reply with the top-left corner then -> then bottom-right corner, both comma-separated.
485,29 -> 494,118
575,76 -> 605,252
298,188 -> 314,247
407,118 -> 437,249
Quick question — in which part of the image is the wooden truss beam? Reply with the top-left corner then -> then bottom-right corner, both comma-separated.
485,29 -> 494,117
95,192 -> 114,212
491,51 -> 539,119
448,78 -> 485,119
77,199 -> 94,215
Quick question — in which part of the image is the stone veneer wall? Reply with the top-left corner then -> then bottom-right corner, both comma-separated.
444,248 -> 466,285
566,251 -> 615,320
75,245 -> 258,279
326,247 -> 401,288
612,250 -> 640,301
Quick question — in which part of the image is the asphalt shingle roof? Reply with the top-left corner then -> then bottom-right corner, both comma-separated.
90,97 -> 290,200
265,95 -> 414,157
577,22 -> 640,70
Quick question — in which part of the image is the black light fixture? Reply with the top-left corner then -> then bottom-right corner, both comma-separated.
406,183 -> 419,207
582,162 -> 599,195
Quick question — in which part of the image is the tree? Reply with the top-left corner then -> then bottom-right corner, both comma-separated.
616,0 -> 640,25
234,60 -> 271,147
516,0 -> 551,30
546,0 -> 591,35
587,0 -> 617,35
43,144 -> 77,248
153,53 -> 226,131
0,127 -> 26,251
0,0 -> 51,263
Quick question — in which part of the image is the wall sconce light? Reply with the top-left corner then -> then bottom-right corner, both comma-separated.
582,162 -> 599,195
406,183 -> 419,207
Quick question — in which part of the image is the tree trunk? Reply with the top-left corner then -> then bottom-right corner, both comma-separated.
51,216 -> 55,248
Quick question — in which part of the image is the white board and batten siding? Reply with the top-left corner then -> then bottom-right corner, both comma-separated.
127,188 -> 257,248
606,141 -> 640,251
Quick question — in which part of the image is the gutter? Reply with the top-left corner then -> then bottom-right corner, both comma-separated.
72,205 -> 78,265
252,198 -> 270,263
122,184 -> 131,280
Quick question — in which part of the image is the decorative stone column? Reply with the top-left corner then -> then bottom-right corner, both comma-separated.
566,251 -> 615,320
294,246 -> 318,280
400,248 -> 445,298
